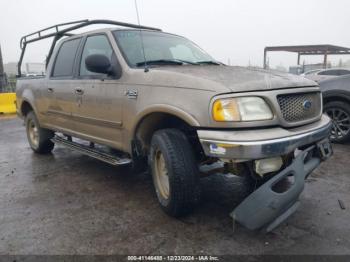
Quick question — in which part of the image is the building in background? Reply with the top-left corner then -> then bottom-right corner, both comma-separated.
25,63 -> 45,76
4,62 -> 46,77
4,62 -> 18,76
302,63 -> 331,73
344,59 -> 350,68
264,45 -> 350,75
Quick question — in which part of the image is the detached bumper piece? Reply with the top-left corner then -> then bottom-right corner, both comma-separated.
231,140 -> 332,232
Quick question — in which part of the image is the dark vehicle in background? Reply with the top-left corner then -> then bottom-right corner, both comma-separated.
303,68 -> 350,83
319,74 -> 350,143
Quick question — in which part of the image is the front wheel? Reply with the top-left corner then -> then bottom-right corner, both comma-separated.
25,111 -> 55,154
324,101 -> 350,143
149,129 -> 200,217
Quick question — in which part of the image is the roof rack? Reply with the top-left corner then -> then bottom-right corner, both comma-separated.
18,19 -> 162,76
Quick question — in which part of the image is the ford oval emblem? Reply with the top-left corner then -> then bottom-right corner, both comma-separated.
303,100 -> 312,110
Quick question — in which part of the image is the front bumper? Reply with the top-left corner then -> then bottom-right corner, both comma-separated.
197,115 -> 332,161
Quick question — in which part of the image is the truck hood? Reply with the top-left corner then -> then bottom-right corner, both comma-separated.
152,65 -> 317,93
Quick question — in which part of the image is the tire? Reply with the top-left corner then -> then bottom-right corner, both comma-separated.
149,128 -> 200,217
324,101 -> 350,143
25,111 -> 55,154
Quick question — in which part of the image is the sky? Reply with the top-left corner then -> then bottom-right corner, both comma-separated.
1,0 -> 350,69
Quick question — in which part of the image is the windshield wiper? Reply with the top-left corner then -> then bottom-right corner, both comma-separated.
136,59 -> 181,67
136,59 -> 220,67
136,59 -> 200,67
196,60 -> 221,65
175,59 -> 199,65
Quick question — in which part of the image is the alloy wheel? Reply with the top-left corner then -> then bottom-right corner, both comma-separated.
326,108 -> 350,141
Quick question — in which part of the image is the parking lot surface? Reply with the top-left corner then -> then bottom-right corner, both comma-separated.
0,116 -> 349,255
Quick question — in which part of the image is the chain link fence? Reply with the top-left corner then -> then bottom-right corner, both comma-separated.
1,78 -> 16,93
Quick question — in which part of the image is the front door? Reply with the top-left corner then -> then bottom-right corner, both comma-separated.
71,34 -> 124,149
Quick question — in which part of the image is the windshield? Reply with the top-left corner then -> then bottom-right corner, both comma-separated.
113,30 -> 216,67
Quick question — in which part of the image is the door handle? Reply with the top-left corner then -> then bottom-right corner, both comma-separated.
75,88 -> 84,95
47,87 -> 54,93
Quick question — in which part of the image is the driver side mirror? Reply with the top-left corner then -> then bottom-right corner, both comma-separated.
85,54 -> 112,75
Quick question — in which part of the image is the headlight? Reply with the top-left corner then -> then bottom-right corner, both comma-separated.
212,97 -> 273,122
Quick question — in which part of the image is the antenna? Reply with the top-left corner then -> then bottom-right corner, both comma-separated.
134,0 -> 149,72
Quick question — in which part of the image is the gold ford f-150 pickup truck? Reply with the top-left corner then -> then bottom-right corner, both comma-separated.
16,20 -> 332,232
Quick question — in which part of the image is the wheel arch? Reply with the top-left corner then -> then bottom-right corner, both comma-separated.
131,105 -> 201,157
20,100 -> 35,117
19,88 -> 37,117
323,90 -> 350,106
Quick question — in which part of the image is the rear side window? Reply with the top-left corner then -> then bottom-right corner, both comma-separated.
52,38 -> 81,77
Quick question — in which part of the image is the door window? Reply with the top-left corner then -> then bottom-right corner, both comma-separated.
52,38 -> 81,77
80,35 -> 114,76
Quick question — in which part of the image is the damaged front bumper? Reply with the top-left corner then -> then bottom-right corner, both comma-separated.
231,141 -> 332,232
197,115 -> 333,231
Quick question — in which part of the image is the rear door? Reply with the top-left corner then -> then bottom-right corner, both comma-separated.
70,33 -> 124,149
45,37 -> 81,133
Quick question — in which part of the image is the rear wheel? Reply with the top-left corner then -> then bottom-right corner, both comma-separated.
324,101 -> 350,143
149,128 -> 200,217
25,111 -> 55,154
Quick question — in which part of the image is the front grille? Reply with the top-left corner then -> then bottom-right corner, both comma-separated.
277,92 -> 321,123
